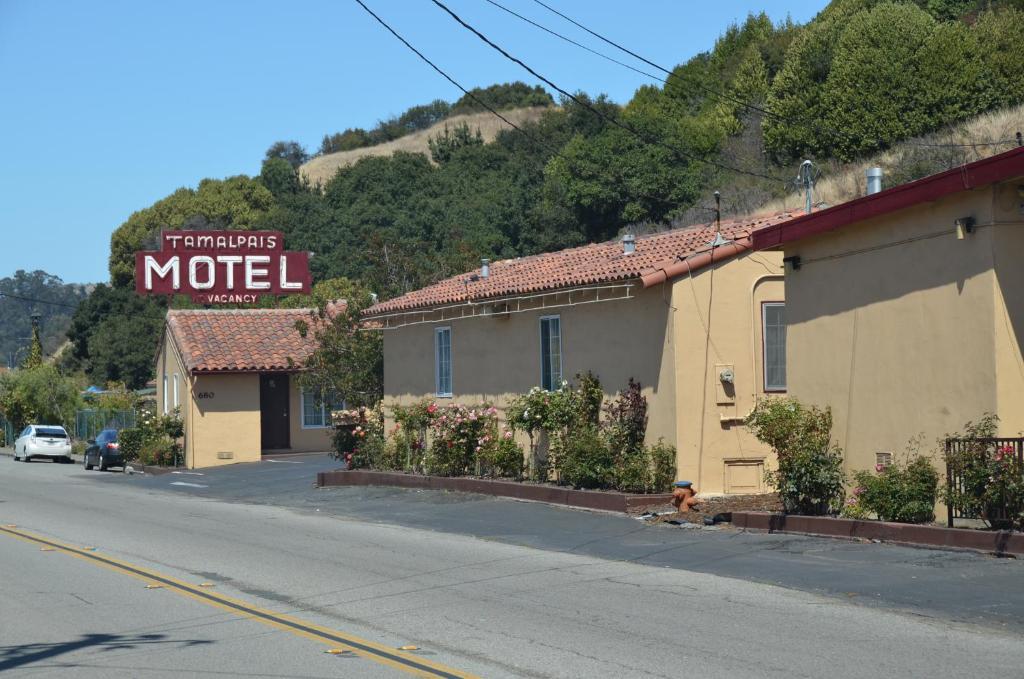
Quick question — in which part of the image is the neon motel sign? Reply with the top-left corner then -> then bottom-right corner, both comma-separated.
135,230 -> 311,304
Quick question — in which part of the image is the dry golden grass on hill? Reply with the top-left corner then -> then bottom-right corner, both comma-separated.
758,103 -> 1024,215
299,107 -> 550,186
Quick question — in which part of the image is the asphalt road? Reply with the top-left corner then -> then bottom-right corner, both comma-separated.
2,454 -> 1023,678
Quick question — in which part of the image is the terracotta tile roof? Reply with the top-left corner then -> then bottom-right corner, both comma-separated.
166,308 -> 333,373
365,212 -> 796,316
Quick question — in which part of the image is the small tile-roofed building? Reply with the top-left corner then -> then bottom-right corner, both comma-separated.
155,307 -> 342,468
366,213 -> 797,494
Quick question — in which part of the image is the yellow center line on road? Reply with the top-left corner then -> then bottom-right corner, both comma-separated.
0,524 -> 478,679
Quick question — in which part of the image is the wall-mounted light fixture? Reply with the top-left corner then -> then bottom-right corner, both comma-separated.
783,255 -> 802,271
955,216 -> 976,240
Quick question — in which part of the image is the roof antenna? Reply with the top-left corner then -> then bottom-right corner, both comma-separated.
798,160 -> 815,215
707,191 -> 731,248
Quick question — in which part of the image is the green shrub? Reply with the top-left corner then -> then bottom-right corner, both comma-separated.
649,439 -> 677,493
849,455 -> 939,524
747,397 -> 846,515
118,427 -> 143,462
613,452 -> 651,493
121,406 -> 182,466
480,432 -> 525,479
560,425 -> 615,489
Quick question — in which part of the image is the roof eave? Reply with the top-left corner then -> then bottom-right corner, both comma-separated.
752,147 -> 1024,250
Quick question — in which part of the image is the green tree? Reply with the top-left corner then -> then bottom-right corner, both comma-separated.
763,14 -> 847,159
259,157 -> 299,198
451,81 -> 553,114
108,176 -> 274,288
973,7 -> 1024,107
264,140 -> 309,169
0,364 -> 82,431
295,282 -> 382,408
428,122 -> 484,163
65,285 -> 166,389
22,322 -> 43,368
820,3 -> 937,160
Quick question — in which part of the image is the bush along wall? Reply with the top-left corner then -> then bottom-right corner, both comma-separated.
343,373 -> 677,493
746,397 -> 846,516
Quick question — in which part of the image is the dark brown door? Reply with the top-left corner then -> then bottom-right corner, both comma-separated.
259,373 -> 291,450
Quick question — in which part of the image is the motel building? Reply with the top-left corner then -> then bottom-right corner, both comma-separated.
154,308 -> 339,468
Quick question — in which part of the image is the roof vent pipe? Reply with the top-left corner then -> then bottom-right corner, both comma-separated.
480,259 -> 490,278
622,233 -> 636,255
866,167 -> 883,195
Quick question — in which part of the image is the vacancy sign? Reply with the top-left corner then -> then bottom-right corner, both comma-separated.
135,230 -> 311,304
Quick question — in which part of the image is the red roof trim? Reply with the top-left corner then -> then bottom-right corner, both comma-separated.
752,147 -> 1024,250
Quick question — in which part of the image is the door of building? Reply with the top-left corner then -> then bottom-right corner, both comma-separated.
259,373 -> 291,450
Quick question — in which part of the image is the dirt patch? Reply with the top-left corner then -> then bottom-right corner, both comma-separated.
644,493 -> 783,525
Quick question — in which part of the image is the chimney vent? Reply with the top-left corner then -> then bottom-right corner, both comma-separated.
622,233 -> 636,255
866,167 -> 883,195
480,259 -> 490,278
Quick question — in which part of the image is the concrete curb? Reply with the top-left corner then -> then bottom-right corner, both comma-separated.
124,463 -> 179,476
732,511 -> 1024,556
316,469 -> 675,513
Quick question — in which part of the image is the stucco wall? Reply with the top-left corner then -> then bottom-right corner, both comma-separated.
288,382 -> 336,452
381,252 -> 785,494
782,185 -> 1024,476
670,251 -> 785,493
382,284 -> 677,447
189,373 -> 262,467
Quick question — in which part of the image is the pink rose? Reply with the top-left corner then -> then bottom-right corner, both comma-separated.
875,463 -> 885,472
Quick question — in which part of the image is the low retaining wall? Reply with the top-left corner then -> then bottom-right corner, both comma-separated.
732,511 -> 1024,556
316,469 -> 674,513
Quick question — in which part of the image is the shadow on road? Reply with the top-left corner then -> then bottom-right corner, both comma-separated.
0,632 -> 212,671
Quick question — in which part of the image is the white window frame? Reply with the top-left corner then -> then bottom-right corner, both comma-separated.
762,302 -> 786,392
539,315 -> 563,391
300,387 -> 340,429
162,375 -> 168,414
173,373 -> 179,410
434,326 -> 453,397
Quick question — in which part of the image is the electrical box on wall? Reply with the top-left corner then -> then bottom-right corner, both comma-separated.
715,363 -> 736,405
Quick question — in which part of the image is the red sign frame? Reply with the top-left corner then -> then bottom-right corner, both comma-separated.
135,230 -> 311,304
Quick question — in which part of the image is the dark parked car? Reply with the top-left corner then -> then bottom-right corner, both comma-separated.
84,429 -> 124,471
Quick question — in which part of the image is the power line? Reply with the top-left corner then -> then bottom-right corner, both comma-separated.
0,292 -> 78,309
482,0 -> 664,83
428,0 -> 789,185
527,0 -> 1018,153
352,0 -> 718,215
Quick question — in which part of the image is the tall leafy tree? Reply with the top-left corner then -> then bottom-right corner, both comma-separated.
264,140 -> 309,169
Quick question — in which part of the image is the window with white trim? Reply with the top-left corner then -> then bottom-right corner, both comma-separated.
173,374 -> 179,409
435,327 -> 452,396
762,303 -> 786,392
162,375 -> 168,414
301,388 -> 342,428
540,316 -> 562,391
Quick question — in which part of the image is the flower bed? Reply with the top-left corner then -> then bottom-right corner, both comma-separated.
336,374 -> 678,496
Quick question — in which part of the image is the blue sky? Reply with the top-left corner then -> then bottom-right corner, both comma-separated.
0,0 -> 826,284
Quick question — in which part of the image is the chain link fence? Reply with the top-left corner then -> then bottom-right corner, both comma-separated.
74,409 -> 136,442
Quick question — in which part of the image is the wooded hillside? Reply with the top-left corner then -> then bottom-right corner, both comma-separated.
75,0 -> 1024,387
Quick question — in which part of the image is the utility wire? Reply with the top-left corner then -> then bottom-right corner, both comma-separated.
429,0 -> 789,184
0,292 -> 78,309
352,0 -> 718,215
527,0 -> 1018,153
482,0 -> 664,83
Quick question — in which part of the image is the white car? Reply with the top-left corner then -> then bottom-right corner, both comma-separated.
13,425 -> 73,463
